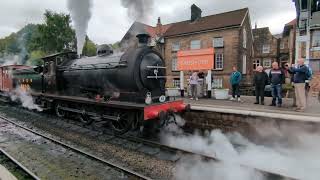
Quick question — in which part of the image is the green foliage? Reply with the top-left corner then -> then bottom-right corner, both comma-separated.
111,41 -> 120,50
27,50 -> 46,66
33,10 -> 76,53
0,10 -> 98,65
82,36 -> 97,57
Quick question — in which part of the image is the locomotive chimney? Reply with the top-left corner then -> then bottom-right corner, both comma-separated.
136,33 -> 151,47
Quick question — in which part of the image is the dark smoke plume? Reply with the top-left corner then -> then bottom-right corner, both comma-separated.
121,0 -> 154,23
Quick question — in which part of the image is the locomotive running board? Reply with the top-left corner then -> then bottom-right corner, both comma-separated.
57,105 -> 120,121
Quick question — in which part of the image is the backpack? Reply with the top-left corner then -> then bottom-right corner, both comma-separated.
306,66 -> 313,80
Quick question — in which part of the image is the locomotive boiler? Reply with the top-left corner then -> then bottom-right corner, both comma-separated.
5,33 -> 188,135
58,34 -> 166,103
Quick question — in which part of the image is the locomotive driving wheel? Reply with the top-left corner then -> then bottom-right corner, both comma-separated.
55,104 -> 66,118
111,112 -> 135,135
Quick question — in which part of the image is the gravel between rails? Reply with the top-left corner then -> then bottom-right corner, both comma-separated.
0,104 -> 175,179
0,118 -> 139,179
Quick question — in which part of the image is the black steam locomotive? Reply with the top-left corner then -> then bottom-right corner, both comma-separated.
10,33 -> 188,134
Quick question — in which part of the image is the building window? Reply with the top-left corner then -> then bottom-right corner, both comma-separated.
253,59 -> 261,70
214,53 -> 224,70
172,58 -> 178,71
242,54 -> 247,74
172,42 -> 180,51
173,79 -> 180,88
312,31 -> 320,47
280,42 -> 285,49
213,37 -> 224,48
243,28 -> 247,48
263,59 -> 272,68
212,78 -> 223,89
191,40 -> 201,49
262,44 -> 270,53
301,0 -> 308,10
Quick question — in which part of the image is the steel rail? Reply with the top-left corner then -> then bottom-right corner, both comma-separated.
112,133 -> 298,180
0,115 -> 152,180
0,148 -> 41,180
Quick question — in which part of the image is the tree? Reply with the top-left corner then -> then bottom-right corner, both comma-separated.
27,50 -> 46,66
111,41 -> 120,50
33,10 -> 76,53
82,36 -> 97,57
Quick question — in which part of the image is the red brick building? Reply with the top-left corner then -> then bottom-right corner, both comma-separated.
163,6 -> 254,91
252,20 -> 296,70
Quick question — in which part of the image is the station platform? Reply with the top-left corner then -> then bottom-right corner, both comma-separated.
184,95 -> 320,122
0,165 -> 17,180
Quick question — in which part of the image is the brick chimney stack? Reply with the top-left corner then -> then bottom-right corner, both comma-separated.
156,17 -> 163,36
191,4 -> 202,22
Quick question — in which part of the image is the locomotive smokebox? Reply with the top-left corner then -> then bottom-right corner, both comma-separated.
136,33 -> 150,47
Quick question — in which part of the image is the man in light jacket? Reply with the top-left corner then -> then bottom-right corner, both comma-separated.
289,59 -> 308,112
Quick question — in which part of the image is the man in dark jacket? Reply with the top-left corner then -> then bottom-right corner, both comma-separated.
289,59 -> 308,112
269,62 -> 285,107
253,66 -> 269,105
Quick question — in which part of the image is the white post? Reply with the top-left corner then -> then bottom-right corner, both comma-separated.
207,70 -> 212,98
180,71 -> 184,97
295,31 -> 300,64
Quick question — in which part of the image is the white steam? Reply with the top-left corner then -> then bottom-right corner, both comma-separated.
162,121 -> 320,180
121,0 -> 154,23
10,88 -> 42,112
67,0 -> 92,56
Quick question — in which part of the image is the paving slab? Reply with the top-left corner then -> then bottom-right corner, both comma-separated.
184,95 -> 320,122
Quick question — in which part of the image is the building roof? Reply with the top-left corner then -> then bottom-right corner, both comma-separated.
120,22 -> 171,45
285,19 -> 297,27
252,27 -> 271,36
164,8 -> 249,37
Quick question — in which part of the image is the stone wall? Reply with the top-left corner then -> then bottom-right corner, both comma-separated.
182,110 -> 320,143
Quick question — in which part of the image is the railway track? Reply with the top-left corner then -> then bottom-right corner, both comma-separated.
0,115 -> 152,180
107,132 -> 297,180
0,108 -> 298,180
0,148 -> 40,180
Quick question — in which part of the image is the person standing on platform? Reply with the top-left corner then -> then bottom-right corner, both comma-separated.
230,66 -> 242,102
253,66 -> 269,105
269,62 -> 285,107
189,72 -> 199,101
289,59 -> 309,112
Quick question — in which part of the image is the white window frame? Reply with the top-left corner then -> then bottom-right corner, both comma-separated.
263,59 -> 272,68
243,28 -> 247,48
214,53 -> 224,70
262,44 -> 270,54
172,58 -> 178,71
172,42 -> 180,51
173,79 -> 180,88
213,37 -> 224,48
242,54 -> 247,74
312,31 -> 320,47
190,40 -> 201,49
280,41 -> 285,49
212,78 -> 223,89
253,59 -> 261,70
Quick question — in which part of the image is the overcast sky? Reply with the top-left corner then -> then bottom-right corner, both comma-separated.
0,0 -> 296,44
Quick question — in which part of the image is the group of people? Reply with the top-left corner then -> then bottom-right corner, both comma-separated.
250,59 -> 311,112
189,59 -> 312,112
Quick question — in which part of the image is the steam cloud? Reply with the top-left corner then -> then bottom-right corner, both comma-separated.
162,120 -> 320,180
121,0 -> 154,23
67,0 -> 92,56
10,88 -> 42,112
